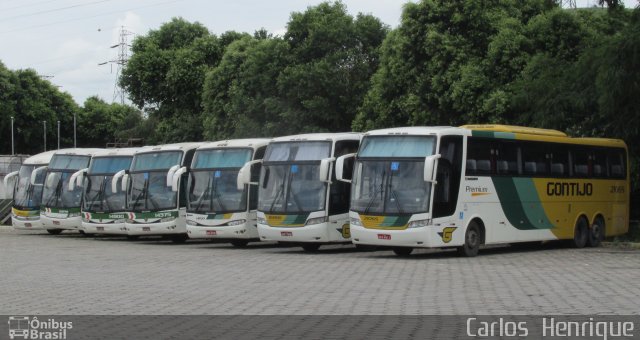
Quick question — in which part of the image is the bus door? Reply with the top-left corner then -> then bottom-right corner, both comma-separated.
432,136 -> 463,239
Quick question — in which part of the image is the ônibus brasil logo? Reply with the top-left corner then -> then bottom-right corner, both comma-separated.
7,316 -> 72,339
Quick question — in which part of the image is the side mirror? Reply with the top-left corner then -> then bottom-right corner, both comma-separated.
30,166 -> 47,185
121,173 -> 129,192
237,160 -> 262,191
68,168 -> 88,191
424,154 -> 441,183
3,171 -> 19,199
319,157 -> 335,183
166,165 -> 180,187
171,167 -> 187,192
336,153 -> 356,183
111,170 -> 126,194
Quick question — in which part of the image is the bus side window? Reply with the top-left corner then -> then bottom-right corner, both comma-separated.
608,148 -> 626,179
433,136 -> 462,219
550,145 -> 569,177
593,149 -> 608,178
496,141 -> 519,175
329,140 -> 360,215
522,143 -> 549,177
466,138 -> 493,176
571,148 -> 591,178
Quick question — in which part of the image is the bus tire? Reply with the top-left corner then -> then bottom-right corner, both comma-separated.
231,240 -> 249,248
46,229 -> 62,235
587,216 -> 605,247
301,243 -> 321,252
457,222 -> 481,257
392,247 -> 413,257
572,217 -> 589,248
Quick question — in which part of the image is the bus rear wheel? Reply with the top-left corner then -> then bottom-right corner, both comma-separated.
231,240 -> 249,248
46,229 -> 62,235
587,216 -> 605,247
458,222 -> 481,257
392,247 -> 413,257
301,243 -> 321,252
572,217 -> 589,248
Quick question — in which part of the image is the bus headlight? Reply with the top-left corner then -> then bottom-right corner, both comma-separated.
225,219 -> 246,226
305,217 -> 328,226
257,217 -> 268,225
407,219 -> 431,228
350,217 -> 362,226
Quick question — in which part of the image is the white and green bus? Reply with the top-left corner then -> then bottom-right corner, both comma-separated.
245,133 -> 361,252
80,148 -> 139,235
124,143 -> 202,242
337,125 -> 629,257
3,150 -> 58,230
185,139 -> 270,246
39,149 -> 103,234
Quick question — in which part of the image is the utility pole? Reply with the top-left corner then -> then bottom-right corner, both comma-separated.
57,120 -> 60,150
43,121 -> 47,152
99,26 -> 133,105
73,113 -> 77,148
11,116 -> 14,155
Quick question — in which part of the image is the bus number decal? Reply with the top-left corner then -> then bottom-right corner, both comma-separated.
610,185 -> 625,194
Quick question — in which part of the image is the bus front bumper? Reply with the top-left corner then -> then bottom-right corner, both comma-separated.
187,223 -> 258,239
257,222 -> 339,243
350,225 -> 445,248
82,222 -> 127,235
12,217 -> 43,230
40,215 -> 82,230
126,220 -> 186,236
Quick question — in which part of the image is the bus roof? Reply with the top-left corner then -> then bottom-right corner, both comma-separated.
22,150 -> 61,166
52,148 -> 104,157
137,143 -> 204,154
91,147 -> 144,158
197,139 -> 271,150
364,126 -> 468,137
461,124 -> 627,148
270,132 -> 362,143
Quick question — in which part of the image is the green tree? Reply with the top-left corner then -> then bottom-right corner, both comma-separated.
76,96 -> 143,147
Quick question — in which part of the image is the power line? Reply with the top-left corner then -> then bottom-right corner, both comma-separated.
0,0 -> 60,12
1,0 -> 113,21
0,0 -> 185,34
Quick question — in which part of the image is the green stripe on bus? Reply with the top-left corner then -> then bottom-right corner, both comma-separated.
512,178 -> 554,229
491,177 -> 538,230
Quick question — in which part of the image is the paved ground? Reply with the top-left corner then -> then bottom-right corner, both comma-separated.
1,226 -> 639,315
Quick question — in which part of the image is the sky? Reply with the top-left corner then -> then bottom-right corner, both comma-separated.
0,0 -> 637,106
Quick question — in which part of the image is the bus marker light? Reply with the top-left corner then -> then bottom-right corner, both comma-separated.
378,234 -> 391,240
281,231 -> 293,237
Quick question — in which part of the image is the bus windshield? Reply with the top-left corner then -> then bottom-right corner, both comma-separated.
351,136 -> 436,215
127,151 -> 183,212
187,148 -> 252,214
258,164 -> 326,214
83,157 -> 132,213
13,165 -> 45,210
41,155 -> 91,209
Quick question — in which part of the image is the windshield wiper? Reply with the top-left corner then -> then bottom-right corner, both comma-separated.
364,170 -> 386,214
131,179 -> 148,210
192,175 -> 212,213
269,184 -> 285,212
210,175 -> 228,211
45,177 -> 63,207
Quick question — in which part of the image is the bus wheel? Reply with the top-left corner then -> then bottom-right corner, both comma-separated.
171,234 -> 188,243
457,222 -> 481,257
572,217 -> 589,248
301,243 -> 321,252
587,216 -> 605,247
392,247 -> 413,257
231,240 -> 249,248
47,229 -> 62,235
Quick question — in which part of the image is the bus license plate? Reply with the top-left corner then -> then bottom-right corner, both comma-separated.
206,230 -> 217,236
142,227 -> 150,231
25,223 -> 32,228
96,227 -> 104,231
378,234 -> 391,240
53,221 -> 60,225
281,231 -> 293,237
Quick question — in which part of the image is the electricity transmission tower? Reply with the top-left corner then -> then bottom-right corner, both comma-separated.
562,0 -> 577,8
99,26 -> 133,105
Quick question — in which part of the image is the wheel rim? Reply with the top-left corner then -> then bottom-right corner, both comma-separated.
467,229 -> 478,248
